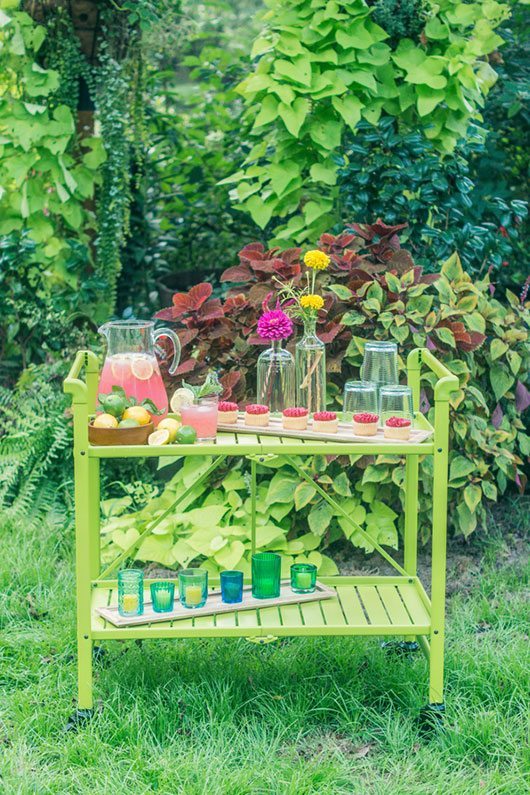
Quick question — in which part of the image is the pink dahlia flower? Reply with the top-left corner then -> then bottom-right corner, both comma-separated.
257,309 -> 294,340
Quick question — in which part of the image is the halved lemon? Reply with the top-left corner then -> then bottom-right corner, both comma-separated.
148,429 -> 170,446
110,354 -> 131,380
170,387 -> 195,413
131,356 -> 154,381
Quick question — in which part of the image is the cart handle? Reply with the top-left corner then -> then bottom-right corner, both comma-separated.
63,350 -> 99,404
407,348 -> 459,401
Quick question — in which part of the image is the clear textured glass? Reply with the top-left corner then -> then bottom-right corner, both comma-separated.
180,396 -> 218,442
220,570 -> 244,604
179,568 -> 208,609
379,385 -> 414,425
257,340 -> 295,413
118,569 -> 144,617
290,563 -> 317,594
343,380 -> 378,419
252,552 -> 281,599
361,341 -> 398,387
97,320 -> 181,421
295,319 -> 326,414
150,581 -> 175,613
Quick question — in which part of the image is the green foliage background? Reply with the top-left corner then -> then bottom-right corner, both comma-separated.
0,0 -> 528,570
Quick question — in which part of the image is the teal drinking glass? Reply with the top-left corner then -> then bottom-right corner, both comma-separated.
252,552 -> 281,599
220,570 -> 243,604
179,568 -> 208,609
118,569 -> 144,617
291,563 -> 317,594
150,581 -> 175,613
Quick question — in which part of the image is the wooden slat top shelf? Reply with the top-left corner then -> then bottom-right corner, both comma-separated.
87,413 -> 434,458
91,576 -> 431,640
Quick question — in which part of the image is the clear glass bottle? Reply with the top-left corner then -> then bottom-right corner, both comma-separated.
295,318 -> 326,413
256,340 -> 295,412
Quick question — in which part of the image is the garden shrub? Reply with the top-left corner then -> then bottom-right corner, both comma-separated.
102,226 -> 529,573
227,0 -> 510,242
338,118 -> 528,284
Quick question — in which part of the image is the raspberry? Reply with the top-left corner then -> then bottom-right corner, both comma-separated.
353,412 -> 379,423
245,404 -> 269,415
283,407 -> 308,417
218,401 -> 238,412
386,416 -> 411,428
313,411 -> 337,421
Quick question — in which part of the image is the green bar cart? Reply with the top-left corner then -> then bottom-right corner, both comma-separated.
64,348 -> 458,725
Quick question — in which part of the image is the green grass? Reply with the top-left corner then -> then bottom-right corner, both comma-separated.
0,509 -> 528,795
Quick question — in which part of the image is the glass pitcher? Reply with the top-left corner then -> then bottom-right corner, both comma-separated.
97,320 -> 180,421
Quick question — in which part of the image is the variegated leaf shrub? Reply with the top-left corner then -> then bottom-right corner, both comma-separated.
102,226 -> 529,573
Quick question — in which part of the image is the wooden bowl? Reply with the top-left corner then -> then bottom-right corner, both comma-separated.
88,421 -> 154,446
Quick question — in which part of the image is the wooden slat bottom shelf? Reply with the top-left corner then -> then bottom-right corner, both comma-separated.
91,576 -> 431,640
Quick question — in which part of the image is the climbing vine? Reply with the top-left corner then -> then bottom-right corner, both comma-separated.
228,0 -> 511,243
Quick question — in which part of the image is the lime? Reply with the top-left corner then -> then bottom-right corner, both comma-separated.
170,387 -> 195,413
176,425 -> 197,445
158,417 -> 181,442
93,413 -> 119,429
100,393 -> 127,419
148,429 -> 170,446
119,418 -> 140,428
123,405 -> 151,426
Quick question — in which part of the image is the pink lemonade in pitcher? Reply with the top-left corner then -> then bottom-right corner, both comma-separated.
98,354 -> 169,423
97,320 -> 181,426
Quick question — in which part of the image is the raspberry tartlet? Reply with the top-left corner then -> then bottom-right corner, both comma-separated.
384,416 -> 412,440
217,401 -> 238,425
352,412 -> 379,436
282,407 -> 308,431
312,411 -> 338,433
244,404 -> 270,427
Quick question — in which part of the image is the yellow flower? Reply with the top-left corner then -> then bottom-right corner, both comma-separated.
300,294 -> 324,311
303,249 -> 330,270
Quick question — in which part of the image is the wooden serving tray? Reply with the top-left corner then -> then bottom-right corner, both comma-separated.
96,581 -> 335,627
218,414 -> 432,445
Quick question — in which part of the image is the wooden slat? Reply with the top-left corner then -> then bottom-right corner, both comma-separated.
398,583 -> 431,626
377,584 -> 412,626
299,599 -> 325,627
257,606 -> 282,628
335,586 -> 368,626
234,433 -> 260,447
192,613 -> 216,629
212,610 -> 237,628
278,603 -> 303,627
319,595 -> 347,626
235,609 -> 259,628
218,432 -> 237,445
91,586 -> 112,630
356,585 -> 389,625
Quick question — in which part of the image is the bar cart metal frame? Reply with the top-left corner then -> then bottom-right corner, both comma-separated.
64,347 -> 458,722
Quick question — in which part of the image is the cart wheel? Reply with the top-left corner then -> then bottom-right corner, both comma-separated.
419,702 -> 445,736
93,645 -> 107,664
63,708 -> 94,733
381,640 -> 420,657
246,635 -> 278,645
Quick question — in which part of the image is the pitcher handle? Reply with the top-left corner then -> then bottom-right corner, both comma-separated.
154,327 -> 181,376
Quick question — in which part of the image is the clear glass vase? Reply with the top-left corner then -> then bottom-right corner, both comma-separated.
295,318 -> 326,413
256,340 -> 295,412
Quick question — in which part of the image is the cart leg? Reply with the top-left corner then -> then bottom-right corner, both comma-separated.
427,399 -> 450,710
73,453 -> 99,713
403,453 -> 419,651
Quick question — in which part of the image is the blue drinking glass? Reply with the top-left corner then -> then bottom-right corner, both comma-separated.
220,570 -> 244,604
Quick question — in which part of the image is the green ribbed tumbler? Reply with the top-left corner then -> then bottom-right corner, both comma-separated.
252,552 -> 281,599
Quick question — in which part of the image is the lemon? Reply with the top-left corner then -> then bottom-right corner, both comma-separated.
93,413 -> 119,429
170,387 -> 195,413
158,417 -> 181,442
148,429 -> 170,446
131,356 -> 154,381
123,405 -> 151,426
